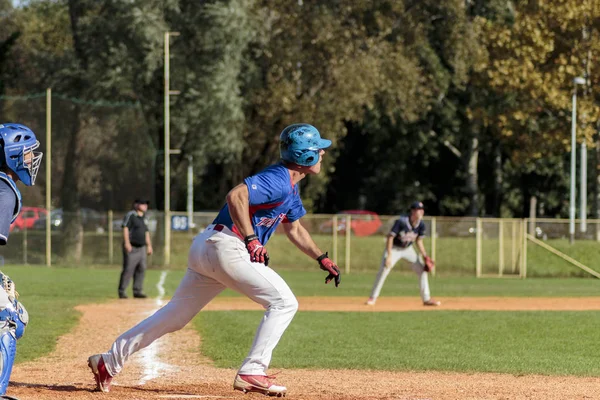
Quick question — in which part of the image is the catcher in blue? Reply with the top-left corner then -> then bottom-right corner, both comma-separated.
87,123 -> 340,397
365,201 -> 440,306
0,123 -> 42,398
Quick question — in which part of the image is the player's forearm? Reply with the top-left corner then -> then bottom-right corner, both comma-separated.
286,223 -> 323,259
226,184 -> 255,238
145,231 -> 152,247
416,239 -> 427,257
386,236 -> 394,254
123,227 -> 131,245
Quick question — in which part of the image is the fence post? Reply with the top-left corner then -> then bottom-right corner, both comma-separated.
498,219 -> 504,276
476,217 -> 482,277
431,217 -> 437,276
345,215 -> 351,274
333,215 -> 338,265
521,219 -> 528,278
108,210 -> 113,264
511,220 -> 517,273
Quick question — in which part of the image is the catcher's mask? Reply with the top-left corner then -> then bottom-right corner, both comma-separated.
0,123 -> 43,186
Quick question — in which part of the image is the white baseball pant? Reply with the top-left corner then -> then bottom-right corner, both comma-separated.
100,224 -> 298,377
368,245 -> 432,302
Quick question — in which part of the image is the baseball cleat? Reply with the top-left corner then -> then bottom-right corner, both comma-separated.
233,374 -> 287,397
423,299 -> 441,306
88,354 -> 113,392
365,298 -> 376,306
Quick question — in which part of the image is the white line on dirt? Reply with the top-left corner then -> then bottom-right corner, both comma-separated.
156,270 -> 168,305
138,270 -> 176,385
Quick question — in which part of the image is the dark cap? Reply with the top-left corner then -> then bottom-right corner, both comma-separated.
410,201 -> 424,210
134,198 -> 150,205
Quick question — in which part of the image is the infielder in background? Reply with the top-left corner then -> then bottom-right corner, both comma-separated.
88,123 -> 340,397
0,123 -> 42,397
365,201 -> 440,307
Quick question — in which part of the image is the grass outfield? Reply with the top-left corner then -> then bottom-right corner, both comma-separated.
4,265 -> 600,376
195,311 -> 600,376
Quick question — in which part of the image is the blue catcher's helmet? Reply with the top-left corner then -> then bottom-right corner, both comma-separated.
279,123 -> 331,167
0,123 -> 43,186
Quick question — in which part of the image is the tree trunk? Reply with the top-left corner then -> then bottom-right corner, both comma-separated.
154,143 -> 164,211
465,133 -> 479,216
0,32 -> 20,96
492,142 -> 503,216
59,105 -> 83,261
60,0 -> 89,261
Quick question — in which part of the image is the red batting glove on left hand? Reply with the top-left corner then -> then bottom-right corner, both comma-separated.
317,252 -> 341,287
244,234 -> 270,266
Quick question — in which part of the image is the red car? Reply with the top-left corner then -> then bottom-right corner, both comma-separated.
10,206 -> 47,232
319,210 -> 382,237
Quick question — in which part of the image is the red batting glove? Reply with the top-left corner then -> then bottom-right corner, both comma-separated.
244,234 -> 270,266
317,252 -> 341,287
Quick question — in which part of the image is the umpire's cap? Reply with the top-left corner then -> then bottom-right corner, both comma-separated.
134,198 -> 150,205
410,201 -> 424,210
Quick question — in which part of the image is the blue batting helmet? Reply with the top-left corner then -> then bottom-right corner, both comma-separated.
0,123 -> 43,186
279,123 -> 331,167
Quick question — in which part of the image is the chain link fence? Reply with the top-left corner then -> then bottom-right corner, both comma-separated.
3,212 -> 600,278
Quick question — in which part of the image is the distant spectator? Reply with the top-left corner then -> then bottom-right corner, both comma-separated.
118,199 -> 153,299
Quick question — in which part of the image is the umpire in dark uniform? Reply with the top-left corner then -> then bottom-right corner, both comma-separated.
118,199 -> 153,299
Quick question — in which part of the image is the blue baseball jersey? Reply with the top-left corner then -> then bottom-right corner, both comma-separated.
212,163 -> 306,245
389,215 -> 426,248
0,172 -> 22,245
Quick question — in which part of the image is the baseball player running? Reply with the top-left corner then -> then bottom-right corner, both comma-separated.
88,123 -> 340,397
365,201 -> 440,307
0,123 -> 42,397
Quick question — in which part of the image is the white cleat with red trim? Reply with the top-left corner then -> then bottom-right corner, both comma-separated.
233,374 -> 287,397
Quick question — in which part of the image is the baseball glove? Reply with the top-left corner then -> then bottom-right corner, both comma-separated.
0,272 -> 18,302
424,256 -> 435,272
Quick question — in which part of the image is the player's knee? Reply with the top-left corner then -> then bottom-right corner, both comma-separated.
0,301 -> 27,341
13,301 -> 28,339
268,293 -> 298,314
170,318 -> 188,332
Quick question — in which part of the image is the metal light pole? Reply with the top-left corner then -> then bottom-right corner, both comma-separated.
164,31 -> 180,266
570,76 -> 586,244
187,155 -> 194,229
581,137 -> 587,233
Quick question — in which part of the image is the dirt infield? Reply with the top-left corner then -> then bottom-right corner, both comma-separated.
7,296 -> 600,400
